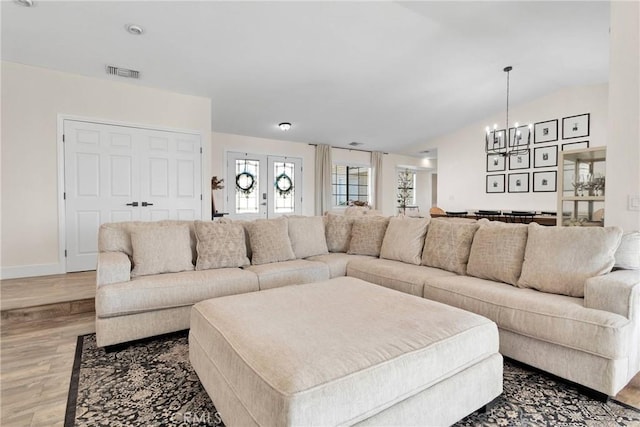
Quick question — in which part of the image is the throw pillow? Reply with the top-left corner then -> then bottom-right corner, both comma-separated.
288,216 -> 329,258
466,221 -> 528,286
194,221 -> 250,270
347,217 -> 390,257
325,214 -> 355,253
614,231 -> 640,270
517,223 -> 623,297
247,217 -> 296,265
421,218 -> 479,275
130,224 -> 194,277
380,217 -> 429,265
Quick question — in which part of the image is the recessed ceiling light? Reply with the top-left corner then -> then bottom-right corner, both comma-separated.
15,0 -> 34,7
278,122 -> 292,131
126,24 -> 144,35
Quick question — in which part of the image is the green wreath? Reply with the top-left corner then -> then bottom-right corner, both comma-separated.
236,171 -> 255,196
274,172 -> 293,197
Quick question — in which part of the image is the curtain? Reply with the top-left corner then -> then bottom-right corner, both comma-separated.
371,151 -> 384,210
314,144 -> 332,215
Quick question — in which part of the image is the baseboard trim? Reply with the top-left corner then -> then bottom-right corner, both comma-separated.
0,262 -> 65,280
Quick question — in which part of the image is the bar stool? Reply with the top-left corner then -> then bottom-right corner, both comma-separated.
445,211 -> 468,218
474,210 -> 502,221
505,211 -> 536,224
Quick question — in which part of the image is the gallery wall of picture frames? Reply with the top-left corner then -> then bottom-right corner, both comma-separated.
485,113 -> 590,194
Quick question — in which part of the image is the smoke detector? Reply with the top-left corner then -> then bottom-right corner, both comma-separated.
106,65 -> 140,79
126,24 -> 144,35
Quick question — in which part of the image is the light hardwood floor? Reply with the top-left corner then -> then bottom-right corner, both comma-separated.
1,273 -> 638,427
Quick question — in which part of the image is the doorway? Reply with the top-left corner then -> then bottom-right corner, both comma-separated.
63,119 -> 202,272
226,152 -> 302,219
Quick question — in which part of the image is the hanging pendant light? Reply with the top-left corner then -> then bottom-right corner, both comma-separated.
485,66 -> 532,157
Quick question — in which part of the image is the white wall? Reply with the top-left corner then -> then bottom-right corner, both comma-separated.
212,132 -> 433,218
425,84 -> 608,212
605,1 -> 640,232
1,62 -> 212,278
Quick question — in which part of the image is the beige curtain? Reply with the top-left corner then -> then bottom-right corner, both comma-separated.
315,144 -> 332,215
371,151 -> 384,210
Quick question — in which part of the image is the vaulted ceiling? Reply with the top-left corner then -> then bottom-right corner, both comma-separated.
2,1 -> 610,155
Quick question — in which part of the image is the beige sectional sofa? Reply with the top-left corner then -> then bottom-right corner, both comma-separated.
95,214 -> 640,397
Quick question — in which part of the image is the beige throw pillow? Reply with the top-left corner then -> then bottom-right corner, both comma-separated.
194,221 -> 249,270
380,217 -> 429,265
325,214 -> 355,253
288,216 -> 329,259
347,217 -> 390,257
466,221 -> 528,286
247,217 -> 296,265
614,231 -> 640,270
130,224 -> 194,277
421,219 -> 479,275
517,223 -> 623,297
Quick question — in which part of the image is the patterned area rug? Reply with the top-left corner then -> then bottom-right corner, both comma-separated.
65,332 -> 640,427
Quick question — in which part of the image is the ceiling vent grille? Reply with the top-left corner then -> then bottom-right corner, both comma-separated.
348,142 -> 364,147
106,65 -> 140,79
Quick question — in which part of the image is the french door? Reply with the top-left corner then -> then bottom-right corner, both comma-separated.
226,152 -> 302,219
64,120 -> 202,272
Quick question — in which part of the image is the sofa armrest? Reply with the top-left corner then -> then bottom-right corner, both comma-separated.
584,270 -> 640,318
97,252 -> 131,287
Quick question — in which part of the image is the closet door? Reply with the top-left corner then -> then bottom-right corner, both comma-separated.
64,120 -> 201,272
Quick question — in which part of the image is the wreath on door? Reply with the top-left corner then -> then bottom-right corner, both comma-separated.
275,172 -> 293,197
236,171 -> 256,196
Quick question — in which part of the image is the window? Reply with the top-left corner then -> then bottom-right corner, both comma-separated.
332,165 -> 370,206
397,169 -> 416,207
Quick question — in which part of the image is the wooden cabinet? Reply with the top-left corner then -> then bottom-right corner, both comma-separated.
557,147 -> 606,226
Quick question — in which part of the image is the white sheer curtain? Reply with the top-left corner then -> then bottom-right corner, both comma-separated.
314,144 -> 332,215
371,151 -> 384,210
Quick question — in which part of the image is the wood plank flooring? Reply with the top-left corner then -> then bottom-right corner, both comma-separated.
0,272 -> 638,427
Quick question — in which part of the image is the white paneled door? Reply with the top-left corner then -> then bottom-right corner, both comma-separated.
64,120 -> 201,272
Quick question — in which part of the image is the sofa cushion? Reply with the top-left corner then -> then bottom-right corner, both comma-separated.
347,257 -> 456,296
422,275 -> 631,360
247,217 -> 296,265
194,221 -> 249,270
96,268 -> 259,317
325,214 -> 355,253
130,224 -> 194,277
421,218 -> 479,275
306,253 -> 375,278
466,221 -> 528,286
244,259 -> 330,290
288,216 -> 329,258
347,217 -> 390,257
518,223 -> 623,297
380,217 -> 429,265
614,231 -> 640,270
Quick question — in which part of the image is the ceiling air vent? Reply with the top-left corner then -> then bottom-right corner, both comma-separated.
349,142 -> 364,147
106,65 -> 140,79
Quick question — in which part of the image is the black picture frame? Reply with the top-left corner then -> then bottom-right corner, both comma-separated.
534,145 -> 558,168
508,173 -> 529,193
508,125 -> 532,148
486,129 -> 507,153
562,140 -> 589,151
533,171 -> 557,192
486,154 -> 506,172
508,149 -> 530,170
562,113 -> 590,139
486,174 -> 505,193
534,119 -> 558,144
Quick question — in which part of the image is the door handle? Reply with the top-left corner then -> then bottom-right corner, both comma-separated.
126,202 -> 139,207
141,202 -> 154,207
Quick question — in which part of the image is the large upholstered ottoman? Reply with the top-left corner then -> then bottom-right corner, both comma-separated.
189,277 -> 502,426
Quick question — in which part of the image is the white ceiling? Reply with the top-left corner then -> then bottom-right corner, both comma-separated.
1,1 -> 610,156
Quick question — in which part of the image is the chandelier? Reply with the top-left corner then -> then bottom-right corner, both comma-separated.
485,66 -> 531,157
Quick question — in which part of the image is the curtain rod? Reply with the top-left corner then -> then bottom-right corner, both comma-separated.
308,143 -> 388,155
